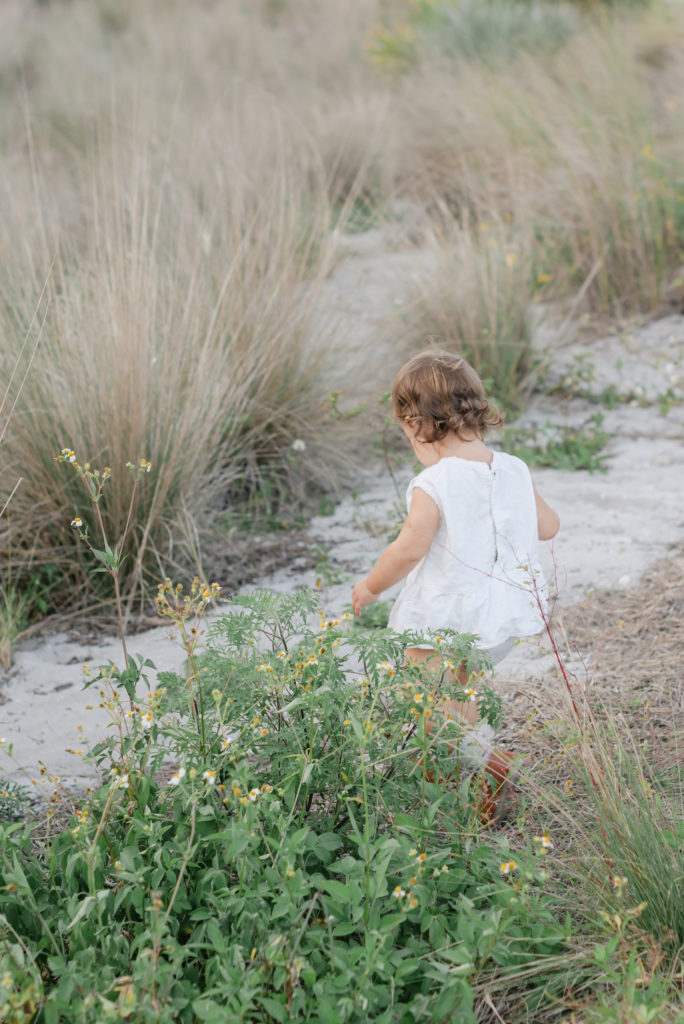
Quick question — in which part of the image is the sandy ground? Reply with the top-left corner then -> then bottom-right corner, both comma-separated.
1,228 -> 684,797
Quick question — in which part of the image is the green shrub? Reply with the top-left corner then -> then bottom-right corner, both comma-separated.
418,1 -> 578,69
0,588 -> 571,1023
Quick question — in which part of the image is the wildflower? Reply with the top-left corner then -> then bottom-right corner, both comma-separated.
60,448 -> 77,463
463,688 -> 478,702
0,738 -> 6,745
140,712 -> 153,730
416,852 -> 427,863
537,272 -> 551,284
221,738 -> 231,750
612,875 -> 628,891
139,458 -> 152,473
308,656 -> 318,665
202,769 -> 217,785
377,661 -> 395,675
114,861 -> 122,871
259,727 -> 268,736
565,779 -> 573,793
408,896 -> 419,908
413,693 -> 423,703
392,886 -> 406,899
71,516 -> 83,529
257,663 -> 274,673
500,860 -> 517,874
116,774 -> 129,789
292,439 -> 306,452
344,718 -> 351,725
533,832 -> 554,852
277,651 -> 287,659
409,849 -> 417,857
249,788 -> 260,801
409,876 -> 417,885
169,767 -> 186,786
261,783 -> 273,793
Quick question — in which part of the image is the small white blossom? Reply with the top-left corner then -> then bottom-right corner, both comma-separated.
292,439 -> 306,452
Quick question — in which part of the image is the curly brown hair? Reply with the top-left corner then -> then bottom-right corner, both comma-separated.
391,349 -> 503,442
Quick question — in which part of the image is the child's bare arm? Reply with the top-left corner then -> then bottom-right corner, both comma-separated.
534,484 -> 560,540
352,488 -> 439,615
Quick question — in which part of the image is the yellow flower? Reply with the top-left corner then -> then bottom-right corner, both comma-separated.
537,272 -> 551,284
202,769 -> 216,785
500,860 -> 517,874
392,886 -> 406,899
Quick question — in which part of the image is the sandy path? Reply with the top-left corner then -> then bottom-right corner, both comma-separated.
1,228 -> 684,795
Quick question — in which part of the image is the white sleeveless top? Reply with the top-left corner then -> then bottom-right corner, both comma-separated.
387,451 -> 548,649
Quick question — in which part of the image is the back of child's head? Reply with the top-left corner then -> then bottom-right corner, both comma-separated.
392,349 -> 503,442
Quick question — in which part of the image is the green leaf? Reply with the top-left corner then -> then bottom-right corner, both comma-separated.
323,879 -> 353,903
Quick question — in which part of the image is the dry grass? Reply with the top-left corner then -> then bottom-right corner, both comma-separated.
0,103 -> 341,609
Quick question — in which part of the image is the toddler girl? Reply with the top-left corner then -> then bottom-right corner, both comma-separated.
351,349 -> 560,820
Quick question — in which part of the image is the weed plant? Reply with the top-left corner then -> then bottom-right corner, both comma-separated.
501,413 -> 611,472
0,585 -> 573,1023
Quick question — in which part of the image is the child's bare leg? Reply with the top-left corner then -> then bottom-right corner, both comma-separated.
405,646 -> 513,822
404,647 -> 479,728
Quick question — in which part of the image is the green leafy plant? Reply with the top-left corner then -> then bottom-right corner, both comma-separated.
0,778 -> 32,823
501,412 -> 611,472
0,582 -> 573,1022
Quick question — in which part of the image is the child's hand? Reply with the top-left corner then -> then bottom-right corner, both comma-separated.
352,577 -> 380,617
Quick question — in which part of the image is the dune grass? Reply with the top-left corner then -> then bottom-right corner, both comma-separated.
0,105 -> 341,613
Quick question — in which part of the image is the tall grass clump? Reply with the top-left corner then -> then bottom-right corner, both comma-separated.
405,219 -> 536,412
0,108 -> 340,613
396,10 -> 684,318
